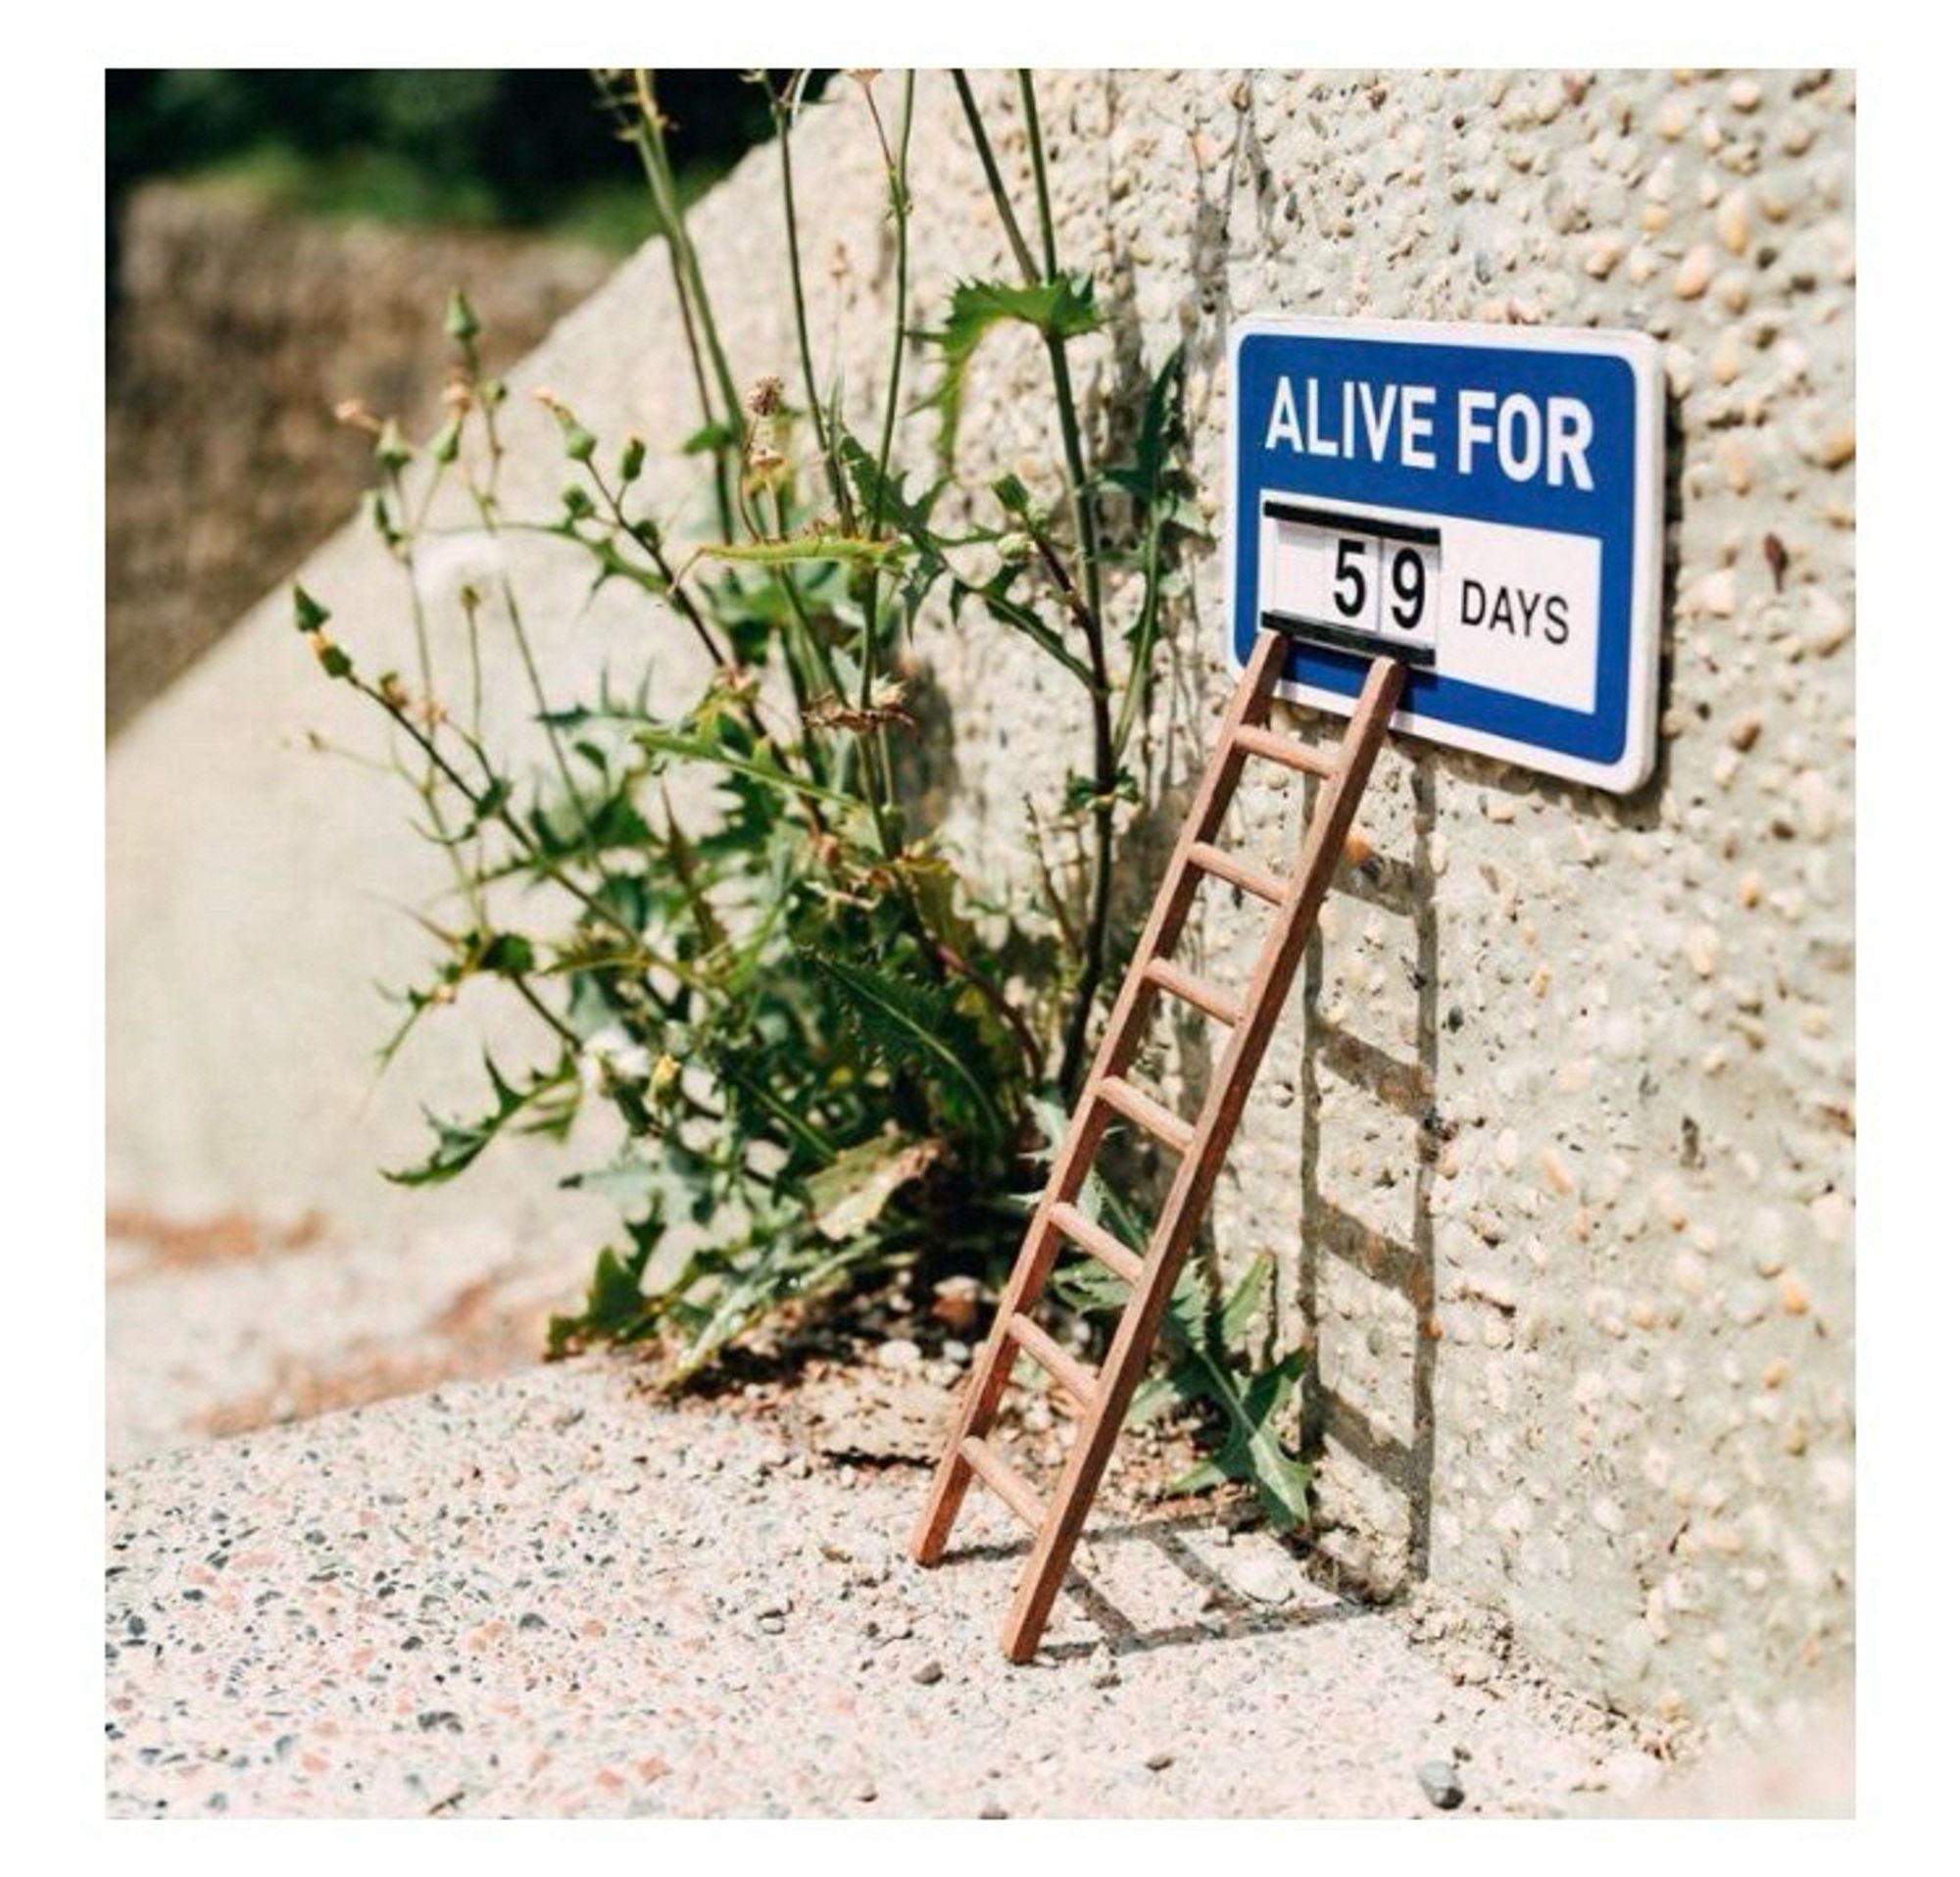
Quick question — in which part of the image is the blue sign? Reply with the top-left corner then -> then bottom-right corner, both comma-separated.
1225,318 -> 1664,792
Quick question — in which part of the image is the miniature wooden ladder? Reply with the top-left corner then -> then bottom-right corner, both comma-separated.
910,626 -> 1404,1661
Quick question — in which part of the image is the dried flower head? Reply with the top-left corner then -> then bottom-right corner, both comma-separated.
806,683 -> 917,737
745,375 -> 785,419
334,398 -> 382,435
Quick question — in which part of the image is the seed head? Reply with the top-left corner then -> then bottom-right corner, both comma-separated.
745,375 -> 785,419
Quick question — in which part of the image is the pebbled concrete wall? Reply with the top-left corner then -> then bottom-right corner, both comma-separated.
107,70 -> 1854,1742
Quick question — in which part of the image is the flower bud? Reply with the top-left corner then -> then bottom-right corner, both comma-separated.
429,417 -> 462,465
291,584 -> 330,634
618,434 -> 646,485
374,419 -> 414,474
308,632 -> 353,681
367,489 -> 400,547
444,288 -> 482,346
534,387 -> 596,463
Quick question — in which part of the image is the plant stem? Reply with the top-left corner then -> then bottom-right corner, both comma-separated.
775,71 -> 856,534
631,72 -> 746,540
858,71 -> 916,858
865,74 -> 915,565
1111,504 -> 1167,763
356,676 -> 651,959
634,74 -> 745,437
1017,70 -> 1060,280
950,71 -> 1039,281
954,68 -> 1117,1098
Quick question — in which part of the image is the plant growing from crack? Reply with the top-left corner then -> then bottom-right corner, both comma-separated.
296,68 -> 1309,1528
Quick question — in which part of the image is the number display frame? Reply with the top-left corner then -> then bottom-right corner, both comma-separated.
1224,315 -> 1664,794
1259,496 -> 1443,667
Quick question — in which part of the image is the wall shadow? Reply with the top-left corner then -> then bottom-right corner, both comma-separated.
1296,748 -> 1441,1592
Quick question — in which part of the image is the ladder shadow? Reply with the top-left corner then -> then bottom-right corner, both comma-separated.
940,1508 -> 1370,1660
1296,746 -> 1442,1590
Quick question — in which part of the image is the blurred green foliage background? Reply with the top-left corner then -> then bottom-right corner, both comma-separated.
107,70 -> 781,258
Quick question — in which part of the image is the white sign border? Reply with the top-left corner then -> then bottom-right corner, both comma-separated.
1222,314 -> 1666,795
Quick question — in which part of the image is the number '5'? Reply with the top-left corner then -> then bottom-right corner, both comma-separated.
1334,537 -> 1368,618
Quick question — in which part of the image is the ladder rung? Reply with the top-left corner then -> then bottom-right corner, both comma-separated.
959,1437 -> 1044,1529
1143,957 -> 1243,1026
1096,1077 -> 1196,1155
1050,1202 -> 1145,1285
1189,841 -> 1288,906
1234,722 -> 1336,778
1004,1314 -> 1099,1408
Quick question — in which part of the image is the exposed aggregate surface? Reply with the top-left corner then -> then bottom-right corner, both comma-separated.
106,1360 -> 1657,1818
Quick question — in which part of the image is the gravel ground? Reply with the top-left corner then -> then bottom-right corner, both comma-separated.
107,1211 -> 595,1463
106,1358 -> 1661,1818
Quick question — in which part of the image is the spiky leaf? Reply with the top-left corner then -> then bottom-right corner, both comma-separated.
920,274 -> 1102,460
387,1053 -> 571,1187
803,949 -> 1004,1142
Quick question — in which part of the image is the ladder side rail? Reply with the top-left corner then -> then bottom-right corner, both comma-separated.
997,655 -> 1405,1659
909,629 -> 1291,1565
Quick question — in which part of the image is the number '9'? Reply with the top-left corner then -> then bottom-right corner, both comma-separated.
1390,548 -> 1426,630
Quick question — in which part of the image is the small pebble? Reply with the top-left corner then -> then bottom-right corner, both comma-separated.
1417,1759 -> 1466,1809
1146,1751 -> 1174,1771
912,1658 -> 945,1686
1674,246 -> 1715,299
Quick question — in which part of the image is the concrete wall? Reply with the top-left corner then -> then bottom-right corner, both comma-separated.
107,70 -> 1854,1742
